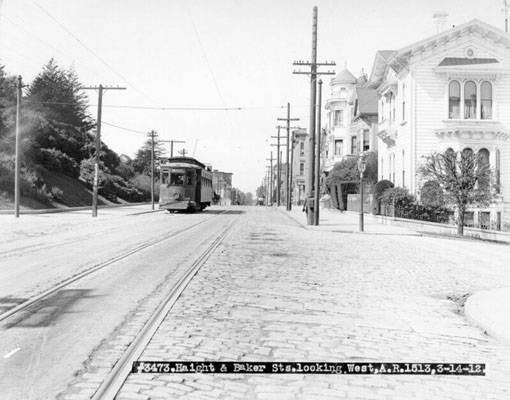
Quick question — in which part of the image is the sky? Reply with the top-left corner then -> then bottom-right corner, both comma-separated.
0,0 -> 507,193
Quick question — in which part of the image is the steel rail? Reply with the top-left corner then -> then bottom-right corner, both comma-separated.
90,216 -> 237,400
0,211 -> 228,323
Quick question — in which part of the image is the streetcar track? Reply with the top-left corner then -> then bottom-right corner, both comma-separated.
90,216 -> 238,400
0,211 -> 229,323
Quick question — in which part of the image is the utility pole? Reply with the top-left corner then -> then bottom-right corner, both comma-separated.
178,148 -> 188,157
504,0 -> 509,32
14,76 -> 24,218
271,126 -> 286,206
159,139 -> 186,158
266,152 -> 274,206
147,130 -> 158,210
313,80 -> 323,226
264,169 -> 268,206
293,6 -> 335,225
277,103 -> 299,211
289,131 -> 295,210
81,84 -> 126,217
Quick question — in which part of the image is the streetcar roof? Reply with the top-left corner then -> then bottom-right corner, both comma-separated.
160,157 -> 206,170
160,162 -> 202,169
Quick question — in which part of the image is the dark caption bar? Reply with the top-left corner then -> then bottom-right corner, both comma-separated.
132,362 -> 485,376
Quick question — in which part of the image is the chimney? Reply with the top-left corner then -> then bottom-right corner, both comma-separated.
433,11 -> 449,33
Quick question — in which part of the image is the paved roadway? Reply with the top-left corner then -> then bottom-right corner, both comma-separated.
108,207 -> 509,400
2,206 -> 510,399
0,206 -> 237,399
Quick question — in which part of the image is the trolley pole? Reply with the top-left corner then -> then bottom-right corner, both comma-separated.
14,76 -> 23,218
159,139 -> 185,158
292,7 -> 335,225
313,79 -> 323,226
148,130 -> 158,210
81,84 -> 126,217
277,103 -> 299,211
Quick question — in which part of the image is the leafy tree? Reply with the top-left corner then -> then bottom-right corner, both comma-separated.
420,149 -> 492,235
0,65 -> 17,146
25,59 -> 95,172
255,184 -> 266,199
133,139 -> 164,176
326,151 -> 378,210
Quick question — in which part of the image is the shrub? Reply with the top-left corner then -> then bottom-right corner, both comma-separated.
374,180 -> 394,200
420,180 -> 444,208
38,148 -> 80,178
380,187 -> 414,207
50,187 -> 64,202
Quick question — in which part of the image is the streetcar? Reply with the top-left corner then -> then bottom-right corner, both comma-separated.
159,157 -> 213,212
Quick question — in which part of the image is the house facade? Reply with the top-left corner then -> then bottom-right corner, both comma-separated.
324,68 -> 378,172
370,19 -> 510,229
324,68 -> 358,171
291,128 -> 308,205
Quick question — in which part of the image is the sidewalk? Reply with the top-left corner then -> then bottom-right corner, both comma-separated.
283,205 -> 510,346
283,206 -> 422,236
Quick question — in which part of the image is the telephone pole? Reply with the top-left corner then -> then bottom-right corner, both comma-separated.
81,84 -> 126,217
289,131 -> 296,210
277,102 -> 299,211
178,148 -> 188,157
314,80 -> 323,226
504,0 -> 509,32
271,126 -> 286,206
293,6 -> 335,225
14,76 -> 24,218
147,130 -> 158,210
266,152 -> 274,206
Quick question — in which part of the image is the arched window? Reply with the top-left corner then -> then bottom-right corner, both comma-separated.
481,81 -> 492,120
478,148 -> 490,167
477,148 -> 490,190
449,81 -> 460,119
462,147 -> 473,157
464,81 -> 477,119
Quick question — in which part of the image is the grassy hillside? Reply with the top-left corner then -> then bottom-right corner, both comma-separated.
0,170 -> 115,210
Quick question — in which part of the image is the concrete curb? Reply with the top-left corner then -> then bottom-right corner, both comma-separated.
464,288 -> 510,344
0,202 -> 152,215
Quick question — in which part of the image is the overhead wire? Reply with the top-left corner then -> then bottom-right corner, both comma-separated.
29,0 -> 159,106
24,100 -> 288,111
2,14 -> 106,79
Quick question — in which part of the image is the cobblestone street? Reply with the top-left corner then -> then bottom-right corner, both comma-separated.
113,207 -> 510,400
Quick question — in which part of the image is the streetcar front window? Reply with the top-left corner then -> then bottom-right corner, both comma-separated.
170,172 -> 186,185
168,169 -> 195,185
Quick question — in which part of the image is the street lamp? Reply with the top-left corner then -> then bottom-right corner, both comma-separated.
357,152 -> 367,232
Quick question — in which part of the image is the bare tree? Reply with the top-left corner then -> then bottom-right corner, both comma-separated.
420,149 -> 493,235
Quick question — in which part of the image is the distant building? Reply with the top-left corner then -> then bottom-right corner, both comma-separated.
212,170 -> 232,206
369,19 -> 510,229
291,128 -> 308,205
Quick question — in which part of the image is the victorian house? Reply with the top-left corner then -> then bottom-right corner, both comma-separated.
324,68 -> 358,171
324,68 -> 378,172
370,19 -> 510,229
